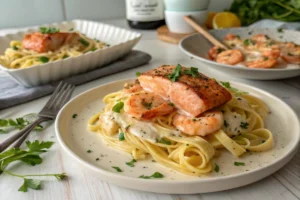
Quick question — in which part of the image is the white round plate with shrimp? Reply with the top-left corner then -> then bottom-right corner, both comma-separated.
55,79 -> 300,194
179,28 -> 300,80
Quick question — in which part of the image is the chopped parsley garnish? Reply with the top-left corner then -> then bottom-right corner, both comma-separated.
63,55 -> 69,59
214,164 -> 220,172
224,120 -> 229,127
12,46 -> 18,50
288,52 -> 293,56
240,122 -> 249,129
87,150 -> 92,153
244,39 -> 255,46
186,144 -> 189,146
220,81 -> 248,96
96,158 -> 100,161
263,57 -> 268,61
112,102 -> 124,113
217,47 -> 225,53
136,72 -> 141,77
69,28 -> 74,31
0,140 -> 66,192
142,101 -> 152,110
39,27 -> 60,34
277,28 -> 283,33
90,47 -> 97,52
79,38 -> 89,46
168,102 -> 175,106
72,114 -> 77,119
139,172 -> 164,179
234,162 -> 245,166
119,132 -> 125,141
168,64 -> 181,82
156,138 -> 171,145
112,166 -> 122,172
183,67 -> 199,77
39,56 -> 49,63
126,159 -> 137,167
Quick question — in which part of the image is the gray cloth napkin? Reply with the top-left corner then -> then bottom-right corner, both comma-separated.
0,50 -> 151,110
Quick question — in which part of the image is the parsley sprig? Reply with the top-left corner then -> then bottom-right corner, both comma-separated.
156,138 -> 171,145
0,114 -> 43,134
0,140 -> 66,192
112,102 -> 124,113
39,27 -> 60,34
183,67 -> 199,77
126,159 -> 137,167
168,64 -> 182,82
139,172 -> 164,179
220,81 -> 248,96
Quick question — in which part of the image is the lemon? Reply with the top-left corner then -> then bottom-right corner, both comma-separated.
212,12 -> 241,29
205,12 -> 217,29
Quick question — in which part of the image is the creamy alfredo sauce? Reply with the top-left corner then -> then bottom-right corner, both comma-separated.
113,112 -> 180,143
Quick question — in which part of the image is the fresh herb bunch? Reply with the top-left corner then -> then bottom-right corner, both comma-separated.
0,140 -> 66,192
0,113 -> 43,134
229,0 -> 300,26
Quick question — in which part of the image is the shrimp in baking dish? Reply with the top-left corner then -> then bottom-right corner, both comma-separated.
246,57 -> 277,68
124,92 -> 175,120
281,46 -> 300,64
172,111 -> 224,136
208,46 -> 225,60
216,49 -> 244,65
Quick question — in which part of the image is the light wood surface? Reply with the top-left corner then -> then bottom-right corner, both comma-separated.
183,15 -> 228,49
157,25 -> 194,44
0,19 -> 300,200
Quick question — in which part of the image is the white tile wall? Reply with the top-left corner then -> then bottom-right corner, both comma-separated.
0,0 -> 232,29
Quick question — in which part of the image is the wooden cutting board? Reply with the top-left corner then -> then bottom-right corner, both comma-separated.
157,25 -> 195,44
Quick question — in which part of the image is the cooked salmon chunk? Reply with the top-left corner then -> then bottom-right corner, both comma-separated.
22,32 -> 80,53
138,65 -> 232,117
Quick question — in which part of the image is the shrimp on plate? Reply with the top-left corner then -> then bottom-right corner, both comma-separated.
216,49 -> 244,65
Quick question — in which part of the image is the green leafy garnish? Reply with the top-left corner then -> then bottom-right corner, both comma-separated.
244,39 -> 255,46
12,46 -> 18,50
79,38 -> 89,46
87,150 -> 92,153
0,114 -> 43,134
112,166 -> 122,172
136,72 -> 141,77
168,102 -> 175,106
220,81 -> 248,96
288,52 -> 294,56
0,140 -> 66,192
39,56 -> 49,63
72,114 -> 77,119
183,67 -> 199,77
168,64 -> 182,82
156,138 -> 171,145
277,28 -> 283,33
126,159 -> 137,167
39,27 -> 60,34
240,122 -> 249,129
142,101 -> 152,110
229,0 -> 300,26
139,172 -> 164,179
90,47 -> 97,52
224,120 -> 229,128
217,47 -> 225,53
63,55 -> 69,59
119,132 -> 125,141
214,164 -> 220,172
69,28 -> 74,31
112,102 -> 124,113
234,161 -> 245,166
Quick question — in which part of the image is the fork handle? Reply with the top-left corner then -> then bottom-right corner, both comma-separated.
0,117 -> 49,153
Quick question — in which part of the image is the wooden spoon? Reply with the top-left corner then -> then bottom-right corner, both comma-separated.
183,15 -> 228,50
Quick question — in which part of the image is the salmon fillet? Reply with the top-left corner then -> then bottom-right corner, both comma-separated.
138,65 -> 232,117
22,32 -> 80,53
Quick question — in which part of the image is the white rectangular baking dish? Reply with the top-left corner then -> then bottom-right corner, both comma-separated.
0,20 -> 142,87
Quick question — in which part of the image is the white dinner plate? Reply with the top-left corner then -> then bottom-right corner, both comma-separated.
179,28 -> 300,80
55,79 -> 300,194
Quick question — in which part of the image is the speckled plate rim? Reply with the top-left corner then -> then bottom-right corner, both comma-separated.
179,28 -> 300,72
55,78 -> 300,193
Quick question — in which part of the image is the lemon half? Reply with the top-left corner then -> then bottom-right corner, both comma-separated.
212,12 -> 241,29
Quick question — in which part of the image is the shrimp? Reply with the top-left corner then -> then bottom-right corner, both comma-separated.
124,92 -> 175,120
251,34 -> 271,43
223,34 -> 243,48
246,57 -> 277,68
208,46 -> 225,60
172,111 -> 224,136
281,46 -> 300,64
261,45 -> 281,59
216,49 -> 244,65
123,81 -> 143,94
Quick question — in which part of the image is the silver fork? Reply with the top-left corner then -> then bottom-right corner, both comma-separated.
0,81 -> 75,153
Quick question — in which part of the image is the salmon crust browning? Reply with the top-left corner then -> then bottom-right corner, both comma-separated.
138,65 -> 232,117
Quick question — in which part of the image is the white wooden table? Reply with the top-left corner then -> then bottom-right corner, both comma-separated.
0,19 -> 300,200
